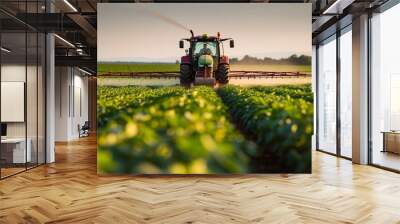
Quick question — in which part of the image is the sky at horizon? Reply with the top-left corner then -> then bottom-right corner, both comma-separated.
98,3 -> 311,62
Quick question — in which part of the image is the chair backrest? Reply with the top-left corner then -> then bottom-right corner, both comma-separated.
82,121 -> 90,129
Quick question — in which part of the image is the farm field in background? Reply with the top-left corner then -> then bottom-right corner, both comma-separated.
229,77 -> 311,86
97,85 -> 313,174
97,63 -> 311,74
98,63 -> 180,74
97,77 -> 179,86
231,64 -> 311,73
97,76 -> 311,87
97,63 -> 312,87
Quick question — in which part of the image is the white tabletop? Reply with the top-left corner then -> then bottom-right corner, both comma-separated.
1,138 -> 28,143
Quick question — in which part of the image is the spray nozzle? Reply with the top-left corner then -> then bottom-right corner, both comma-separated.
190,30 -> 194,38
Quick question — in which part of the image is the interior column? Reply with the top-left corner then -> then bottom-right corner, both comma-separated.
45,1 -> 55,163
352,14 -> 369,164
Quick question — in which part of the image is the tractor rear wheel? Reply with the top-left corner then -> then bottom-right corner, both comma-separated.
180,64 -> 194,86
216,64 -> 229,84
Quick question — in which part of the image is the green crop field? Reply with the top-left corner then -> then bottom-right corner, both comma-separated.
230,64 -> 311,74
98,84 -> 313,174
97,63 -> 311,74
98,63 -> 180,74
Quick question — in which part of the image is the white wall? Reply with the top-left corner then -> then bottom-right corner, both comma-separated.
1,64 -> 26,81
54,67 -> 89,141
72,73 -> 89,138
55,66 -> 70,141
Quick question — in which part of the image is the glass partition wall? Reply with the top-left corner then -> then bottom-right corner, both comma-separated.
370,3 -> 400,171
316,25 -> 353,159
317,35 -> 337,154
0,30 -> 27,177
339,27 -> 352,159
0,4 -> 46,179
316,0 -> 400,171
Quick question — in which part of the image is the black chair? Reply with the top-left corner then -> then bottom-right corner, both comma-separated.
78,121 -> 90,138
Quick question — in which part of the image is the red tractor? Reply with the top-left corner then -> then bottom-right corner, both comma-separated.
179,30 -> 234,86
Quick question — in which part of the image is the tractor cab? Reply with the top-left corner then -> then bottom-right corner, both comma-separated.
179,31 -> 234,86
193,41 -> 217,70
191,35 -> 219,78
193,40 -> 217,57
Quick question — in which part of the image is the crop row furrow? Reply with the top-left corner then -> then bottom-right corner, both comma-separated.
97,86 -> 186,128
249,84 -> 313,102
217,85 -> 313,173
98,86 -> 256,174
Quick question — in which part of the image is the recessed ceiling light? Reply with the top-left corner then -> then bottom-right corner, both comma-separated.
323,0 -> 343,14
1,47 -> 11,53
54,34 -> 75,48
63,0 -> 78,12
322,0 -> 355,15
78,67 -> 93,76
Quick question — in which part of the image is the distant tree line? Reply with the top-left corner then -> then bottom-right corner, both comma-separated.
230,54 -> 311,65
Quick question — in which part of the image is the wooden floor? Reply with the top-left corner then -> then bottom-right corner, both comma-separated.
1,136 -> 400,224
1,167 -> 26,178
372,150 -> 400,171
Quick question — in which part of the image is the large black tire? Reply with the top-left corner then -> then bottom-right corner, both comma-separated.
180,64 -> 194,86
216,64 -> 229,84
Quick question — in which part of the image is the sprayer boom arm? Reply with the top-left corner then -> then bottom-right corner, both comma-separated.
220,38 -> 232,41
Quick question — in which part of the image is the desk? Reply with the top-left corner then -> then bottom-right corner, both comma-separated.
1,138 -> 31,163
382,131 -> 400,154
